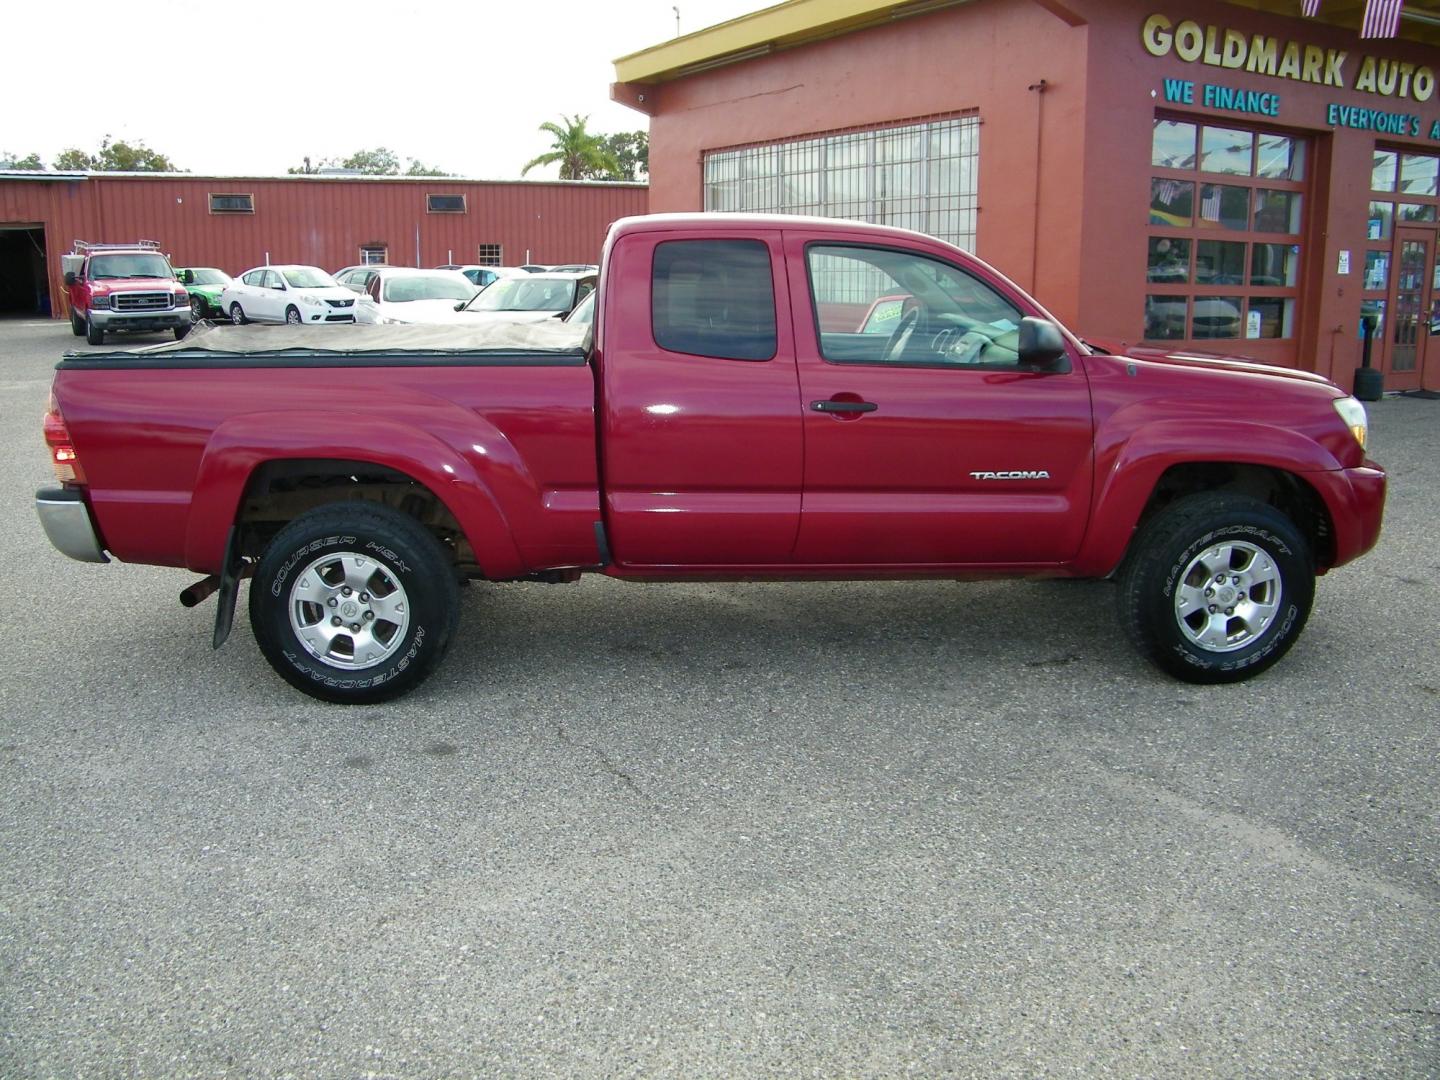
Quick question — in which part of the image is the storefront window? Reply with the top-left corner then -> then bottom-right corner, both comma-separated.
1398,203 -> 1438,223
1253,244 -> 1300,287
1200,127 -> 1254,175
1256,136 -> 1304,181
703,114 -> 980,250
1364,251 -> 1390,291
1198,184 -> 1250,230
1367,201 -> 1394,240
1145,115 -> 1307,343
1254,190 -> 1303,233
1152,120 -> 1196,169
1147,237 -> 1190,282
1372,150 -> 1398,193
1150,179 -> 1194,226
1399,154 -> 1439,197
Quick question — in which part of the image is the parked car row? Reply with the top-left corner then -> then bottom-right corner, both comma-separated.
178,260 -> 596,329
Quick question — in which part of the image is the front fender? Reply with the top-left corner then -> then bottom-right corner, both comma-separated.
1074,418 -> 1343,577
183,412 -> 529,576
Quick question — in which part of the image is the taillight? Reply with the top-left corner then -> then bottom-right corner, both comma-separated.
43,392 -> 86,485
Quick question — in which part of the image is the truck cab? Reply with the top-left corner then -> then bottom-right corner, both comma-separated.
63,240 -> 191,345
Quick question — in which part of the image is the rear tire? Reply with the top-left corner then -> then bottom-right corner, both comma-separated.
1117,493 -> 1314,683
85,317 -> 104,346
248,503 -> 461,704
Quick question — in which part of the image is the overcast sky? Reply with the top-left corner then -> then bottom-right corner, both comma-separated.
2,0 -> 767,179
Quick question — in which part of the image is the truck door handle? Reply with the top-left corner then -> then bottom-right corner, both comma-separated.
810,399 -> 877,414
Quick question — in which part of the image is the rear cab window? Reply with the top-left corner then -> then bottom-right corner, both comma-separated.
651,239 -> 777,361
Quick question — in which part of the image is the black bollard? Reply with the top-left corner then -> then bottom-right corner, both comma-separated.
1353,314 -> 1383,402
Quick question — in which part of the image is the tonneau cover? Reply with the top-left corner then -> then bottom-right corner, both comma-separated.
129,320 -> 590,356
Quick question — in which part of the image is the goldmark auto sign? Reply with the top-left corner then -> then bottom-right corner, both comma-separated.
1141,13 -> 1435,102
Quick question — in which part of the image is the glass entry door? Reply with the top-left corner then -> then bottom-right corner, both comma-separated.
1387,228 -> 1435,391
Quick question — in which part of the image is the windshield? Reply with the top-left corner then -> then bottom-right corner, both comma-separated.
465,277 -> 578,312
564,291 -> 595,325
187,268 -> 231,286
89,253 -> 174,280
282,267 -> 337,289
383,274 -> 477,303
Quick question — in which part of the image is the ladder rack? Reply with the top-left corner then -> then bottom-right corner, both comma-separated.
71,239 -> 163,254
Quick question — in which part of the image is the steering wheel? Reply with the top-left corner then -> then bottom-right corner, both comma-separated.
882,307 -> 918,363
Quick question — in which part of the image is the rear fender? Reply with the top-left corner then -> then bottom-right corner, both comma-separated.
183,412 -> 528,576
1075,419 -> 1342,576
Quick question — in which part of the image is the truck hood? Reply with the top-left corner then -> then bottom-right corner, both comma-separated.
1088,339 -> 1337,390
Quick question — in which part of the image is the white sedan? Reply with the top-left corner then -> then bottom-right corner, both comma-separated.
220,265 -> 360,325
339,267 -> 479,324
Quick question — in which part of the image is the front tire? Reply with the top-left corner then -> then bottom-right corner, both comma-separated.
173,325 -> 189,341
248,503 -> 461,704
1117,493 -> 1314,684
70,311 -> 85,336
285,305 -> 302,325
190,295 -> 207,322
85,316 -> 104,346
229,303 -> 248,325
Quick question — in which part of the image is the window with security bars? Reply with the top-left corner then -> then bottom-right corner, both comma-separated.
1145,115 -> 1309,343
209,193 -> 254,213
476,244 -> 502,267
702,115 -> 980,251
360,245 -> 387,265
427,194 -> 466,213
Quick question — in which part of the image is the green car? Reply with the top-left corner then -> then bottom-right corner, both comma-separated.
176,267 -> 233,321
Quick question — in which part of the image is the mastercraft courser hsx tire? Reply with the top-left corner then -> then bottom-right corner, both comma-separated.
1117,493 -> 1314,684
249,502 -> 461,703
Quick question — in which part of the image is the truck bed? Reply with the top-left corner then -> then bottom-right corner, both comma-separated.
52,323 -> 601,576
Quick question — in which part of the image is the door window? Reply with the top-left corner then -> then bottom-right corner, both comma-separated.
805,243 -> 1024,368
651,239 -> 777,361
242,269 -> 265,286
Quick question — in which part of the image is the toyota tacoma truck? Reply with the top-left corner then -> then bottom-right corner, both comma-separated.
35,214 -> 1386,703
62,240 -> 191,345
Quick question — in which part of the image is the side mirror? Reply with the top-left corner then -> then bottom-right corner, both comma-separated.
179,270 -> 193,284
64,271 -> 77,286
1017,317 -> 1068,371
454,301 -> 466,312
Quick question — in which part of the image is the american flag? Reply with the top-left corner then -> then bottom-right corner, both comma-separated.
1361,0 -> 1404,37
1302,0 -> 1321,15
1155,179 -> 1183,205
1201,187 -> 1222,222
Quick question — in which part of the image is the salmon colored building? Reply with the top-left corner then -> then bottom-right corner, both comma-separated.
614,0 -> 1440,391
0,173 -> 646,321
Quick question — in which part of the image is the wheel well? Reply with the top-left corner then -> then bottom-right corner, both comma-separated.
1135,462 -> 1335,567
236,459 -> 478,573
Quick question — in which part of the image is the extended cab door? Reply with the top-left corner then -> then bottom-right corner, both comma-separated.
787,233 -> 1094,566
599,228 -> 803,566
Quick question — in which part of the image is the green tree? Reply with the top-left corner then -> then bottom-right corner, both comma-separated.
341,147 -> 401,175
522,115 -> 620,181
54,137 -> 179,172
405,159 -> 449,177
0,151 -> 44,170
599,132 -> 648,181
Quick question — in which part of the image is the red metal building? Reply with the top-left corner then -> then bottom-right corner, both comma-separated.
0,173 -> 647,319
613,0 -> 1440,392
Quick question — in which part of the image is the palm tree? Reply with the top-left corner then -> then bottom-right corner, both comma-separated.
521,115 -> 621,180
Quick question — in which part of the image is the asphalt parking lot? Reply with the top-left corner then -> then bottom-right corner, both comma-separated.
1,318 -> 1436,1078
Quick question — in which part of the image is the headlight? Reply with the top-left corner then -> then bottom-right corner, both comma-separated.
90,294 -> 110,309
301,293 -> 327,306
173,291 -> 187,306
1332,396 -> 1368,451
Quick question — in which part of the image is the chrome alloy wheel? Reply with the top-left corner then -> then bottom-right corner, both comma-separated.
1173,540 -> 1282,653
287,551 -> 410,670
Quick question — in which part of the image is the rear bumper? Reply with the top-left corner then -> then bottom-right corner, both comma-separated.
1310,461 -> 1386,568
35,487 -> 109,563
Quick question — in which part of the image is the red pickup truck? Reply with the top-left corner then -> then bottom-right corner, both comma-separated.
62,240 -> 191,345
36,214 -> 1385,703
